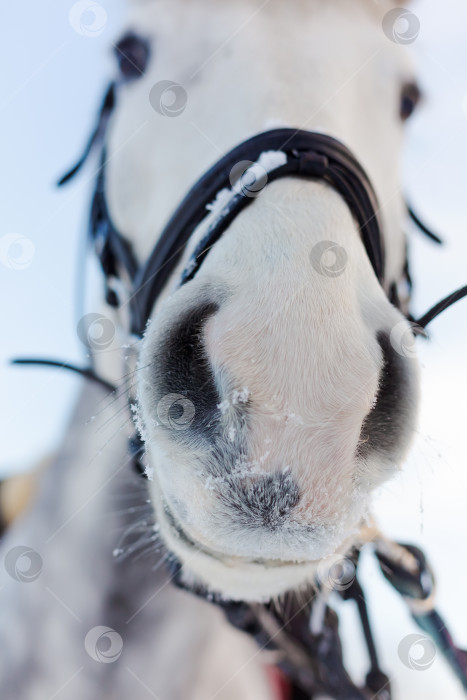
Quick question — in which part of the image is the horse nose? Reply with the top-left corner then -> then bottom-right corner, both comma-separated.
224,471 -> 301,530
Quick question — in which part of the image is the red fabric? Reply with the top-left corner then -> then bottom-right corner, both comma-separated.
266,665 -> 292,700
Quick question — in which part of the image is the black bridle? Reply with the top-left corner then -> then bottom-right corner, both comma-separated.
86,129 -> 386,336
56,81 -> 467,342
129,128 -> 386,335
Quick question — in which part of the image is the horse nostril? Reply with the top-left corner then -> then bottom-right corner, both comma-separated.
357,330 -> 414,459
153,300 -> 222,439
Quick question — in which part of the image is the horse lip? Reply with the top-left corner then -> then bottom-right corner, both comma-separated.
162,498 -> 320,568
163,499 -> 226,563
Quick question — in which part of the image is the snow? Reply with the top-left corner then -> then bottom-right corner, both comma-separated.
143,465 -> 154,481
217,399 -> 230,415
256,149 -> 287,172
205,151 -> 287,221
205,187 -> 232,216
231,387 -> 250,405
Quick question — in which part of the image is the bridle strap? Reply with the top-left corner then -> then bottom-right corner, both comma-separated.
58,83 -> 116,187
90,150 -> 139,292
129,129 -> 385,335
58,91 -> 460,339
57,81 -> 464,340
415,284 -> 467,329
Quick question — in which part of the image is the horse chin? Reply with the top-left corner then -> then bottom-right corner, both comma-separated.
152,487 -> 359,603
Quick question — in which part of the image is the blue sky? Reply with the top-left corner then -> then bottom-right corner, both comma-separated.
1,1 -> 125,474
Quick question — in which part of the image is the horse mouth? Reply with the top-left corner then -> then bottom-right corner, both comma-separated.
162,500 -> 227,562
162,499 -> 307,569
151,480 -> 361,601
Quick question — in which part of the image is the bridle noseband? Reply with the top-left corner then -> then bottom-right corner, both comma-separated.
57,82 -> 466,342
88,125 -> 386,337
130,129 -> 386,335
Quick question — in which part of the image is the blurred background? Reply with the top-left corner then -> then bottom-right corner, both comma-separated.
1,1 -> 467,698
0,0 -> 125,476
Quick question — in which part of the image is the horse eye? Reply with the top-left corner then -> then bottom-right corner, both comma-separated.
114,32 -> 151,81
400,82 -> 421,121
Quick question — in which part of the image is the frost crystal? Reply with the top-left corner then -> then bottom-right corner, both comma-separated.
256,150 -> 287,172
217,399 -> 230,414
232,387 -> 250,405
205,187 -> 232,215
143,465 -> 154,481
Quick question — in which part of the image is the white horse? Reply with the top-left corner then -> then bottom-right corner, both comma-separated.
102,0 -> 420,601
0,1 -> 430,698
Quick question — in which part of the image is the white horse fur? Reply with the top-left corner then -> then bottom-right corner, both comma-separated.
100,0 -> 421,601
